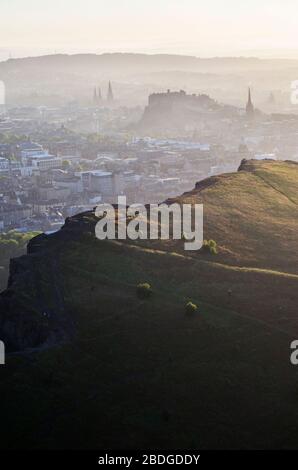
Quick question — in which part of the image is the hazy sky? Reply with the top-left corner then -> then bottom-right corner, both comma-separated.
1,0 -> 298,59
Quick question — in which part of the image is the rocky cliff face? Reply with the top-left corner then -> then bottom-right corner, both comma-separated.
0,212 -> 97,351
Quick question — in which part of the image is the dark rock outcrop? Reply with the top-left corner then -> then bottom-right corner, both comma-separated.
0,212 -> 97,352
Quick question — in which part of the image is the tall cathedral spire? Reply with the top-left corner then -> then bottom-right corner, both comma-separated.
107,81 -> 114,102
246,87 -> 254,118
93,87 -> 97,104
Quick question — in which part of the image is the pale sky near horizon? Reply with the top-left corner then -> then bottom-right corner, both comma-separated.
1,0 -> 298,59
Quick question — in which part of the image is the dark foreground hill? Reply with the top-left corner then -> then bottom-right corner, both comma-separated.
0,159 -> 298,449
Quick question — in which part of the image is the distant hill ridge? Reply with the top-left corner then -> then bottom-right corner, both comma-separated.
1,52 -> 296,72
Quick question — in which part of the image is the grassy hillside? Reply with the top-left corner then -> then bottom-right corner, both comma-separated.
0,159 -> 298,449
156,159 -> 298,272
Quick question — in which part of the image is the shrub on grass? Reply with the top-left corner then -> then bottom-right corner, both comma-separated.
137,283 -> 152,299
185,301 -> 198,315
209,245 -> 218,255
202,239 -> 218,255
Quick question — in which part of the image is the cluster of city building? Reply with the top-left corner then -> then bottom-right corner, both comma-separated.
0,88 -> 297,233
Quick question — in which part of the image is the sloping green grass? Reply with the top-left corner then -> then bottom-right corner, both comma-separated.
1,159 -> 298,449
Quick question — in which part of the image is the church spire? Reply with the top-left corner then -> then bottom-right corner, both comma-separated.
246,87 -> 254,118
268,91 -> 275,105
107,81 -> 114,102
98,87 -> 102,102
93,87 -> 97,104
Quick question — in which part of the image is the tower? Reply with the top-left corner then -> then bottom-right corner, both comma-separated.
93,87 -> 98,105
98,87 -> 102,102
107,81 -> 114,102
246,87 -> 254,119
268,92 -> 275,105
